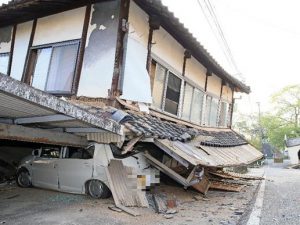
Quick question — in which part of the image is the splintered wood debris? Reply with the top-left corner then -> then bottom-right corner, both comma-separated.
209,180 -> 246,192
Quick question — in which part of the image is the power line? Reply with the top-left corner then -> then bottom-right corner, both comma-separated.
196,0 -> 242,78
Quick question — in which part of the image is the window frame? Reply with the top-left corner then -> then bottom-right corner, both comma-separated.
0,52 -> 10,75
150,56 -> 228,128
26,39 -> 80,96
181,81 -> 205,124
218,100 -> 231,127
151,60 -> 184,117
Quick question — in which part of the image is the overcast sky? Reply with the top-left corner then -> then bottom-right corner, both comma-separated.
1,0 -> 299,114
161,0 -> 300,114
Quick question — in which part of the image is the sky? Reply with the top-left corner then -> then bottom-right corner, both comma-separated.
1,0 -> 299,114
161,0 -> 300,114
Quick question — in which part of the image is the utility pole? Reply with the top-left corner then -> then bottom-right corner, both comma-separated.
256,102 -> 263,148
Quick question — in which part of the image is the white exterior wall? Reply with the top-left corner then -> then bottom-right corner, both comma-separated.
185,56 -> 206,89
152,27 -> 184,75
10,21 -> 33,81
0,26 -> 12,53
78,1 -> 120,98
33,7 -> 86,46
127,1 -> 149,47
287,146 -> 300,164
120,1 -> 152,103
221,85 -> 233,103
207,73 -> 222,97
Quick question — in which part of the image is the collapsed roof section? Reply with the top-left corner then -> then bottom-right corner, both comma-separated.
0,0 -> 250,94
0,73 -> 123,146
124,110 -> 263,167
70,98 -> 263,168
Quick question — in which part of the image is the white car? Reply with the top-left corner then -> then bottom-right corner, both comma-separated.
16,143 -> 117,198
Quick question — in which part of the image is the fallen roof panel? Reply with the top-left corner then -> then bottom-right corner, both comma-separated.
0,73 -> 123,135
155,139 -> 263,167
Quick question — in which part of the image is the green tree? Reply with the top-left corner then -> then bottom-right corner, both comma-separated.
233,112 -> 262,150
261,85 -> 300,150
233,84 -> 300,151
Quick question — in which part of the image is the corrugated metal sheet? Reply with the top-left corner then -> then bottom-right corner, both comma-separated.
155,139 -> 263,167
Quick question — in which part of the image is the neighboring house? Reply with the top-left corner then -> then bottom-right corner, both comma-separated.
285,137 -> 300,165
0,0 -> 262,192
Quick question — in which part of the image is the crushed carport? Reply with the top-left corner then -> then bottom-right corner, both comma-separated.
0,73 -> 122,146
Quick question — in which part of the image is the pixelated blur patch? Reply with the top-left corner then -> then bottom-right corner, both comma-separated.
128,169 -> 160,191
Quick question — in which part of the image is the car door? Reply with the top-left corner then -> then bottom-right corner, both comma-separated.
31,147 -> 61,190
57,146 -> 94,193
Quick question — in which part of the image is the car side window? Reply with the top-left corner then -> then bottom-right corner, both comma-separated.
40,147 -> 61,158
64,147 -> 94,159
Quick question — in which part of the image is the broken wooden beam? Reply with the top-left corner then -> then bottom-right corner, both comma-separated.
122,135 -> 143,154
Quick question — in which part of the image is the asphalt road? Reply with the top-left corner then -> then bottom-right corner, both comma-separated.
259,160 -> 300,225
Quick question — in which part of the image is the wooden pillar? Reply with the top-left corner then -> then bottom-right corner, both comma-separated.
22,19 -> 37,83
182,50 -> 191,77
110,0 -> 130,99
146,15 -> 160,73
73,4 -> 91,95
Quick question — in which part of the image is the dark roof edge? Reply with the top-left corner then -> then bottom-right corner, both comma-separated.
134,0 -> 250,94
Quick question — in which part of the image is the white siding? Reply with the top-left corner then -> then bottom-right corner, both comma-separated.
78,1 -> 120,97
221,85 -> 233,103
185,56 -> 206,89
33,7 -> 86,46
10,21 -> 33,81
120,1 -> 152,103
207,73 -> 222,97
152,27 -> 184,75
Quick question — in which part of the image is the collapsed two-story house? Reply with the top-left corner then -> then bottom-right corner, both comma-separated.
0,0 -> 263,199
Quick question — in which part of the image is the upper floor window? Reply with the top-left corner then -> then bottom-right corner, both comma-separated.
0,53 -> 9,75
205,95 -> 219,127
165,72 -> 182,115
182,82 -> 204,124
28,40 -> 79,94
152,62 -> 182,116
219,101 -> 230,127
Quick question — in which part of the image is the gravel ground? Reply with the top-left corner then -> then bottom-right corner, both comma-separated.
0,173 -> 262,225
260,160 -> 300,225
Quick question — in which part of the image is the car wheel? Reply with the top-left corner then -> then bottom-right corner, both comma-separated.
16,169 -> 32,188
87,180 -> 111,199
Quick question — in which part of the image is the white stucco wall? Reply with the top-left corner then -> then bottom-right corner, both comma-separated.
207,73 -> 222,97
152,27 -> 184,75
287,146 -> 300,164
78,1 -> 120,97
221,84 -> 233,103
120,1 -> 152,103
127,1 -> 149,47
185,56 -> 206,89
33,7 -> 86,46
0,26 -> 12,53
10,21 -> 33,81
